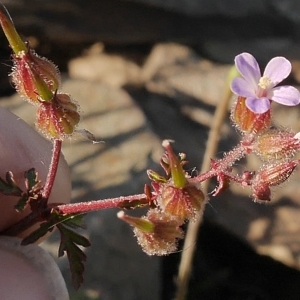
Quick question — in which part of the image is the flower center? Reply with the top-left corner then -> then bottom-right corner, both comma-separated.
257,76 -> 272,97
258,76 -> 271,89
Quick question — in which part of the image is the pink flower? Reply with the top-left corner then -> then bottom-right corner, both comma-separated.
231,52 -> 300,113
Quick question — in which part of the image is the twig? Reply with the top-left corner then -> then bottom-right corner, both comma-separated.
175,66 -> 237,300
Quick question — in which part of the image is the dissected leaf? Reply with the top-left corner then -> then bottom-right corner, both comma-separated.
14,194 -> 30,212
60,213 -> 87,229
21,219 -> 56,245
21,210 -> 90,289
0,171 -> 23,196
16,169 -> 42,212
57,223 -> 91,289
24,168 -> 40,191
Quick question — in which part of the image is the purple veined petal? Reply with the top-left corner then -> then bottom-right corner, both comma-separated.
263,57 -> 291,87
270,85 -> 300,106
230,77 -> 256,97
234,53 -> 261,89
245,96 -> 270,114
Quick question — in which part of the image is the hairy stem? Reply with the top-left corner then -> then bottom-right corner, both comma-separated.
56,194 -> 148,214
42,139 -> 62,199
190,136 -> 254,184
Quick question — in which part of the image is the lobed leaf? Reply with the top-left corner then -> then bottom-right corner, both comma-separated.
57,223 -> 91,289
0,171 -> 23,196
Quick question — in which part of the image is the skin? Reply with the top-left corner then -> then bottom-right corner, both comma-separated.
0,107 -> 71,236
0,236 -> 69,299
0,107 -> 71,298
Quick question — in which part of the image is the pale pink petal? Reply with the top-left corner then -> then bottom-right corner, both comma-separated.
270,85 -> 300,106
234,53 -> 261,89
231,77 -> 256,97
245,96 -> 270,114
263,57 -> 291,87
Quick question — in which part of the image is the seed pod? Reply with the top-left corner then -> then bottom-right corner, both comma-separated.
157,181 -> 206,222
11,50 -> 60,104
36,93 -> 80,140
118,209 -> 184,256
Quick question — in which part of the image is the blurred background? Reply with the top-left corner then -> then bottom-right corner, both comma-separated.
1,0 -> 300,299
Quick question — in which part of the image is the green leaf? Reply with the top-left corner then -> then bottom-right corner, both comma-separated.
0,171 -> 23,196
57,223 -> 91,290
14,194 -> 30,212
61,213 -> 87,229
21,219 -> 56,245
21,210 -> 90,289
24,168 -> 39,191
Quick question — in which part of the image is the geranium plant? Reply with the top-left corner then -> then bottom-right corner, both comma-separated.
0,5 -> 300,299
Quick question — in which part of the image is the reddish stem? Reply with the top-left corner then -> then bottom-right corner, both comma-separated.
190,137 -> 253,184
42,139 -> 62,199
56,194 -> 148,214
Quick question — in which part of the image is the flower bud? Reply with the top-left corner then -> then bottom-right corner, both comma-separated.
231,96 -> 271,135
251,160 -> 299,201
36,93 -> 80,139
11,50 -> 60,104
253,130 -> 300,161
256,161 -> 298,186
118,209 -> 184,256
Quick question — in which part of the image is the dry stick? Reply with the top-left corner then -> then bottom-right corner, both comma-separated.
175,66 -> 237,300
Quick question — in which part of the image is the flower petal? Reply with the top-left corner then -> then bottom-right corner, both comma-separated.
263,57 -> 291,87
234,53 -> 261,89
245,97 -> 270,114
230,77 -> 256,97
270,85 -> 300,106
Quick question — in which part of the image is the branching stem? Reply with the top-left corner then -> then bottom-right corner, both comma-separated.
56,194 -> 148,214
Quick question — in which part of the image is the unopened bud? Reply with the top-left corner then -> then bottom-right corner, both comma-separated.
231,96 -> 271,135
36,93 -> 80,139
118,209 -> 184,256
252,160 -> 299,201
254,129 -> 300,161
256,161 -> 298,186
